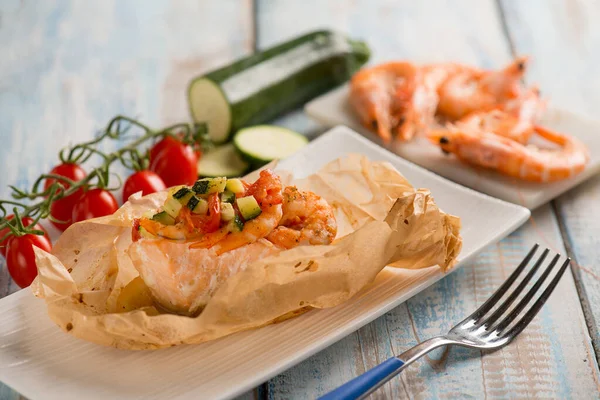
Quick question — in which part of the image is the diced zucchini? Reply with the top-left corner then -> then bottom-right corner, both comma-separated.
187,195 -> 209,214
173,187 -> 194,204
151,211 -> 175,226
225,178 -> 245,194
192,177 -> 227,194
228,214 -> 244,232
220,202 -> 235,221
236,195 -> 262,220
220,190 -> 236,204
138,227 -> 156,239
163,196 -> 183,218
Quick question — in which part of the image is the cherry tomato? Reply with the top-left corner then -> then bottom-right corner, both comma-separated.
0,215 -> 50,257
6,233 -> 52,288
72,189 -> 119,223
122,170 -> 166,201
149,140 -> 198,187
188,192 -> 221,233
131,218 -> 142,242
44,163 -> 87,231
149,136 -> 180,163
151,134 -> 203,160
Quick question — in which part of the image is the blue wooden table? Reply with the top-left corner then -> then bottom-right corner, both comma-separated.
1,1 -> 600,399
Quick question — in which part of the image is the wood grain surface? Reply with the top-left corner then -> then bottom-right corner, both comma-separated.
1,1 -> 599,399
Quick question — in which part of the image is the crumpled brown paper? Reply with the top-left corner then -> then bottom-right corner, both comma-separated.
31,154 -> 462,350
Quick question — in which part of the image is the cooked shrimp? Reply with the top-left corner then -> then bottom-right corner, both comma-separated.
190,204 -> 283,255
454,109 -> 534,144
428,124 -> 589,182
350,62 -> 438,142
189,169 -> 284,254
266,186 -> 337,249
436,57 -> 529,121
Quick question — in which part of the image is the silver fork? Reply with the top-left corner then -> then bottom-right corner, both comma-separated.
319,244 -> 571,400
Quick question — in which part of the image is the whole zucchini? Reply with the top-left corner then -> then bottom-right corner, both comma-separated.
188,30 -> 370,143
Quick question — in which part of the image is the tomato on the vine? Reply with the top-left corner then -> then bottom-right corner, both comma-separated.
0,215 -> 50,257
122,170 -> 166,201
149,136 -> 180,163
150,134 -> 203,162
6,233 -> 52,288
44,163 -> 87,231
149,140 -> 198,187
72,189 -> 119,223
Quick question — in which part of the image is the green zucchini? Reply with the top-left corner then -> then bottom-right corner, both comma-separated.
151,211 -> 175,226
220,190 -> 236,204
187,195 -> 208,214
163,197 -> 183,218
234,125 -> 308,167
220,202 -> 235,221
236,195 -> 262,220
225,178 -> 245,193
188,30 -> 370,143
192,177 -> 227,194
227,214 -> 244,233
198,143 -> 249,178
173,187 -> 194,205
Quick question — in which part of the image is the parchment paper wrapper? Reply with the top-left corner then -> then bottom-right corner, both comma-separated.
31,154 -> 462,350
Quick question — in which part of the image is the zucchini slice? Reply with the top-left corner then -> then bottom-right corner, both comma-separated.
234,125 -> 308,167
236,195 -> 262,220
198,143 -> 249,178
188,30 -> 370,143
220,190 -> 236,204
187,195 -> 208,214
228,214 -> 244,232
151,211 -> 175,226
192,177 -> 227,194
225,178 -> 245,193
163,197 -> 183,218
220,202 -> 235,221
173,187 -> 194,205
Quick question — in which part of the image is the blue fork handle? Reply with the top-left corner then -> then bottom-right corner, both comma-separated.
318,357 -> 406,400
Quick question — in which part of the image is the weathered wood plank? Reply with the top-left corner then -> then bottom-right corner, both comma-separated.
499,0 -> 600,361
0,1 -> 254,398
256,0 -> 600,398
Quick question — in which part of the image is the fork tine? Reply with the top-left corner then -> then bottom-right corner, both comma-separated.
491,253 -> 562,335
502,257 -> 571,340
478,248 -> 549,328
459,244 -> 539,325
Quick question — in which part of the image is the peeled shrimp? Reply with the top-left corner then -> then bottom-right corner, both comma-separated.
266,186 -> 337,249
428,124 -> 589,182
349,62 -> 438,142
436,57 -> 529,121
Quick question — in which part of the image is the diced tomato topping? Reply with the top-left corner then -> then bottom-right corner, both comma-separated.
245,170 -> 283,206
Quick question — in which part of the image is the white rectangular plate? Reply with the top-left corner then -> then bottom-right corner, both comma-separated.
0,127 -> 530,400
305,85 -> 600,209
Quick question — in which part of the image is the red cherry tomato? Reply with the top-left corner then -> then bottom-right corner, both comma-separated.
0,215 -> 50,257
122,170 -> 166,201
72,189 -> 119,223
6,233 -> 52,288
149,136 -> 180,163
188,192 -> 221,233
149,140 -> 198,187
44,163 -> 87,231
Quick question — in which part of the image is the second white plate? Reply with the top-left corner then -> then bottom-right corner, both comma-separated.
305,85 -> 600,209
